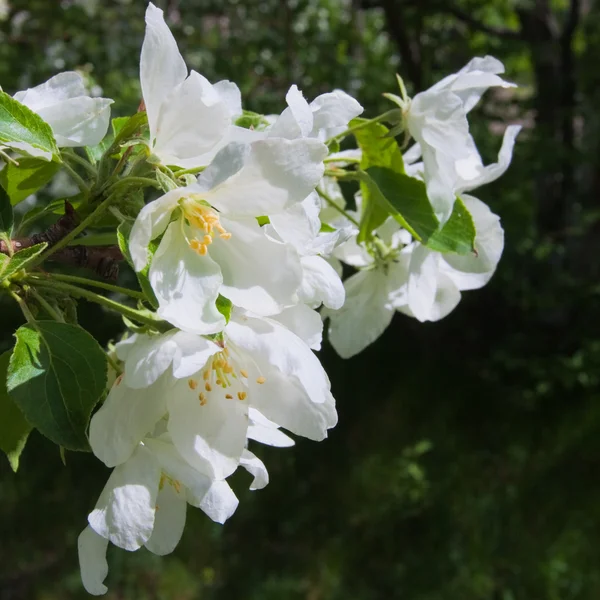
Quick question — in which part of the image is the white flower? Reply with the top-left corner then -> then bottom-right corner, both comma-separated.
268,85 -> 363,142
129,138 -> 327,334
12,72 -> 112,159
405,56 -> 515,224
78,432 -> 240,595
141,3 -> 251,168
90,312 -> 336,481
266,192 -> 346,310
326,218 -> 412,358
396,194 -> 504,322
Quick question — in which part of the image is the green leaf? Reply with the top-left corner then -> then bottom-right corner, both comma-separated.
426,197 -> 476,255
0,243 -> 47,281
0,185 -> 13,235
0,350 -> 32,471
365,167 -> 438,242
117,220 -> 158,308
256,215 -> 270,227
110,112 -> 148,150
0,157 -> 61,205
216,295 -> 233,323
7,321 -> 107,451
0,91 -> 59,159
351,118 -> 405,242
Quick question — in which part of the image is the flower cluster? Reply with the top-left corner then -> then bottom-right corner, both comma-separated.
323,58 -> 520,358
0,3 -> 519,593
77,4 -> 361,594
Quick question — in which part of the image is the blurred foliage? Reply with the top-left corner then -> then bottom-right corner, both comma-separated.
2,0 -> 600,598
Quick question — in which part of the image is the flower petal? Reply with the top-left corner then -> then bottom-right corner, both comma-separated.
228,312 -> 331,406
149,221 -> 225,335
198,138 -> 327,216
14,72 -> 87,108
88,445 -> 160,551
34,97 -> 112,147
141,2 -> 188,143
208,216 -> 302,316
267,85 -> 313,139
309,89 -> 363,139
297,254 -> 345,310
144,479 -> 187,556
247,407 -> 295,447
456,125 -> 521,192
398,271 -> 461,322
78,526 -> 109,596
152,71 -> 232,167
89,376 -> 169,467
213,80 -> 243,118
170,331 -> 222,379
270,304 -> 323,351
406,244 -> 440,322
326,268 -> 395,358
240,449 -> 269,490
167,378 -> 249,479
130,190 -> 183,271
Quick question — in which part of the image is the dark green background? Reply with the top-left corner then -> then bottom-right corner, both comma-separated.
1,1 -> 599,598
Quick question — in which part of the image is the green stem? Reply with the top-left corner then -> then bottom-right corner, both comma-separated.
63,149 -> 96,177
29,278 -> 170,331
106,352 -> 122,375
67,232 -> 118,247
323,156 -> 361,164
174,165 -> 206,177
9,289 -> 37,324
62,161 -> 90,194
107,176 -> 160,192
28,287 -> 65,322
27,192 -> 117,269
316,187 -> 360,228
31,273 -> 145,300
327,109 -> 402,143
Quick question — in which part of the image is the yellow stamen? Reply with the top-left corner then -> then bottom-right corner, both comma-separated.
223,363 -> 234,374
188,379 -> 198,390
205,382 -> 212,392
256,376 -> 266,384
240,369 -> 249,378
199,392 -> 207,406
220,232 -> 232,240
203,370 -> 210,381
237,391 -> 247,401
216,379 -> 223,386
225,393 -> 233,400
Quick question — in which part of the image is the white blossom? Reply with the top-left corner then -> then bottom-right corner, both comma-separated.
129,138 -> 327,334
11,72 -> 112,159
141,3 -> 251,168
404,56 -> 515,224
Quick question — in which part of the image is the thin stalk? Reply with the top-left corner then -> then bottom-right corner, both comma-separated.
174,165 -> 206,177
28,278 -> 170,330
28,287 -> 65,322
106,352 -> 122,375
63,150 -> 96,177
107,176 -> 160,192
327,109 -> 401,143
31,273 -> 145,300
67,232 -> 118,247
316,187 -> 360,228
9,289 -> 37,324
323,156 -> 361,164
62,161 -> 90,194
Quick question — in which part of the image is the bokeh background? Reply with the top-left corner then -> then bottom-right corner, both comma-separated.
2,0 -> 600,598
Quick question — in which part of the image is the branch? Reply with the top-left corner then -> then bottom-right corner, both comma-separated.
0,201 -> 124,280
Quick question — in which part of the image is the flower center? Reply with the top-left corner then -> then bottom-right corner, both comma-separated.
186,347 -> 267,407
182,197 -> 232,256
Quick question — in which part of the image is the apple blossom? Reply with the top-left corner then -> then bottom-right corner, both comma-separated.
11,72 -> 112,159
129,138 -> 327,334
